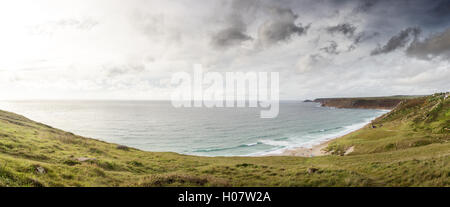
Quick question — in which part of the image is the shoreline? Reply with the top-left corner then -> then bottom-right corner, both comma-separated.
0,94 -> 447,187
277,140 -> 332,157
267,110 -> 389,157
271,126 -> 360,157
0,105 -> 390,158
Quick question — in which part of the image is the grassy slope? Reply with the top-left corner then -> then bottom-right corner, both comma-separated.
0,93 -> 448,187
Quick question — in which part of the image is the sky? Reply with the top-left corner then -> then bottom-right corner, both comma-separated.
0,0 -> 449,100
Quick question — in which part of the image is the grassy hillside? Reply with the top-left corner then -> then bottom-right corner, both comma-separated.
327,93 -> 449,152
0,93 -> 449,187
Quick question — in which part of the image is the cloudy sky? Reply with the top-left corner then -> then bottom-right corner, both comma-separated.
0,0 -> 449,100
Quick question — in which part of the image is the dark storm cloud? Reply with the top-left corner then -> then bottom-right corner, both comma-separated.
371,27 -> 421,56
407,28 -> 450,60
257,7 -> 310,46
350,0 -> 450,29
429,0 -> 450,17
417,0 -> 450,27
326,23 -> 357,37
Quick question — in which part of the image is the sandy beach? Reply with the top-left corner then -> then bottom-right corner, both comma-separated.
278,140 -> 332,157
276,117 -> 383,157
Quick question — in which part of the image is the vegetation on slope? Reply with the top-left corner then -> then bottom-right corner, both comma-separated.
327,93 -> 450,155
0,93 -> 449,187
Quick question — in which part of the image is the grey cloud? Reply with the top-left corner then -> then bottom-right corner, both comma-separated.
371,27 -> 421,56
211,17 -> 253,49
320,41 -> 339,55
407,28 -> 450,60
353,32 -> 379,45
210,0 -> 260,49
429,0 -> 450,18
323,22 -> 378,52
325,23 -> 361,51
211,28 -> 253,48
352,0 -> 380,13
305,0 -> 450,30
348,31 -> 379,51
351,0 -> 450,30
415,0 -> 450,28
257,7 -> 310,46
230,0 -> 261,13
296,53 -> 330,73
104,64 -> 146,77
326,23 -> 357,37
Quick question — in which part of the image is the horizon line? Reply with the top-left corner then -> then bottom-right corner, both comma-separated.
0,93 -> 436,102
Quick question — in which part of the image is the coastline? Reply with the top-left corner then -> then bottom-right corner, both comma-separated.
269,109 -> 390,157
277,140 -> 332,157
0,94 -> 448,187
0,103 -> 390,158
278,95 -> 405,157
0,101 -> 390,158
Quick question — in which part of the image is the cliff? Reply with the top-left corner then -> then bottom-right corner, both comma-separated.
313,96 -> 420,109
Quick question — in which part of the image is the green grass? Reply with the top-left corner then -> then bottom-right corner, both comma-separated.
0,93 -> 449,186
327,93 -> 450,155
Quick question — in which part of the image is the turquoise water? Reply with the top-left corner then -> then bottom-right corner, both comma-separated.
0,101 -> 387,156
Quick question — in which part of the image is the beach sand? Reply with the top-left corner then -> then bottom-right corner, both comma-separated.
278,140 -> 332,157
276,122 -> 377,157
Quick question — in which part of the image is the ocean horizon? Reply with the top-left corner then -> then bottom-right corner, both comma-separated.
0,100 -> 387,156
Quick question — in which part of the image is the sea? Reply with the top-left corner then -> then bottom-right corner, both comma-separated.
0,101 -> 388,156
